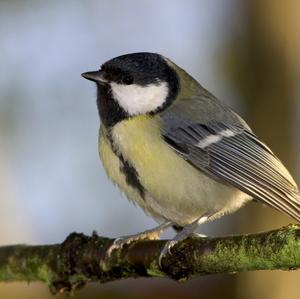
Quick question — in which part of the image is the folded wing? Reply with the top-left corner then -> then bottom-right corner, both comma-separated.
162,116 -> 300,221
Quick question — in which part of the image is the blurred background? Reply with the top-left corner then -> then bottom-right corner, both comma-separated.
0,0 -> 299,298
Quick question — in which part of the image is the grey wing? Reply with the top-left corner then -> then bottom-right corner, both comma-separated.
161,116 -> 300,221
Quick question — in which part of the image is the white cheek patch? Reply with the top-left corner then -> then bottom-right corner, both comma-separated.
110,81 -> 169,115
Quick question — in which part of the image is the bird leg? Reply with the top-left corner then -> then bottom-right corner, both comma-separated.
159,216 -> 209,267
107,221 -> 174,257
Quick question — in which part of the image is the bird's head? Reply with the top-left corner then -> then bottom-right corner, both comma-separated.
82,52 -> 180,126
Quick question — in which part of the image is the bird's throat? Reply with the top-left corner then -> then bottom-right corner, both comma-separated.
97,84 -> 129,128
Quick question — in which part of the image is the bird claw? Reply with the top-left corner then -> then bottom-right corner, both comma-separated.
106,237 -> 128,258
106,221 -> 173,259
158,232 -> 207,268
106,234 -> 149,258
158,239 -> 178,267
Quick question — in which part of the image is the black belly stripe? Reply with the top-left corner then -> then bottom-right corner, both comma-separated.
118,155 -> 146,199
104,129 -> 146,199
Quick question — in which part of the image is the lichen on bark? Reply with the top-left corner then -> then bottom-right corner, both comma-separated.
0,225 -> 299,294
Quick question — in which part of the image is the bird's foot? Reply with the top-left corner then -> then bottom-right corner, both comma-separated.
158,217 -> 209,268
158,233 -> 207,267
106,221 -> 173,258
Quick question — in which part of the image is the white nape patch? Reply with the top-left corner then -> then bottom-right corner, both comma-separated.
110,81 -> 169,115
196,129 -> 237,149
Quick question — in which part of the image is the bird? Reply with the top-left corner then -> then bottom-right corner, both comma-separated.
82,52 -> 300,264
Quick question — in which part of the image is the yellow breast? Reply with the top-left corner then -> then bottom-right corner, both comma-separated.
108,115 -> 249,225
111,115 -> 195,197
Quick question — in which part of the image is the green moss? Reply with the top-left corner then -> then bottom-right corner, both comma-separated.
36,264 -> 52,284
0,226 -> 299,292
147,261 -> 165,277
193,226 -> 300,274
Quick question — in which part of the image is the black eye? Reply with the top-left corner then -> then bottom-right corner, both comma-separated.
122,75 -> 133,85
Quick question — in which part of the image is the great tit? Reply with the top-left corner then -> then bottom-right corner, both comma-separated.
82,52 -> 300,262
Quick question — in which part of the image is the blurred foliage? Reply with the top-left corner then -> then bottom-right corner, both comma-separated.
223,1 -> 300,299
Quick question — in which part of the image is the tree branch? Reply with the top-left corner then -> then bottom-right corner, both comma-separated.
0,224 -> 299,294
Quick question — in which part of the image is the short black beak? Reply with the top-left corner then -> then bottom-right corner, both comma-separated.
81,70 -> 108,83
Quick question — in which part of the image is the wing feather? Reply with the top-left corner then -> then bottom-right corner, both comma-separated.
162,118 -> 300,221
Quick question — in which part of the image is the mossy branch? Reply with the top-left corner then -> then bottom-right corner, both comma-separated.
0,224 -> 299,294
